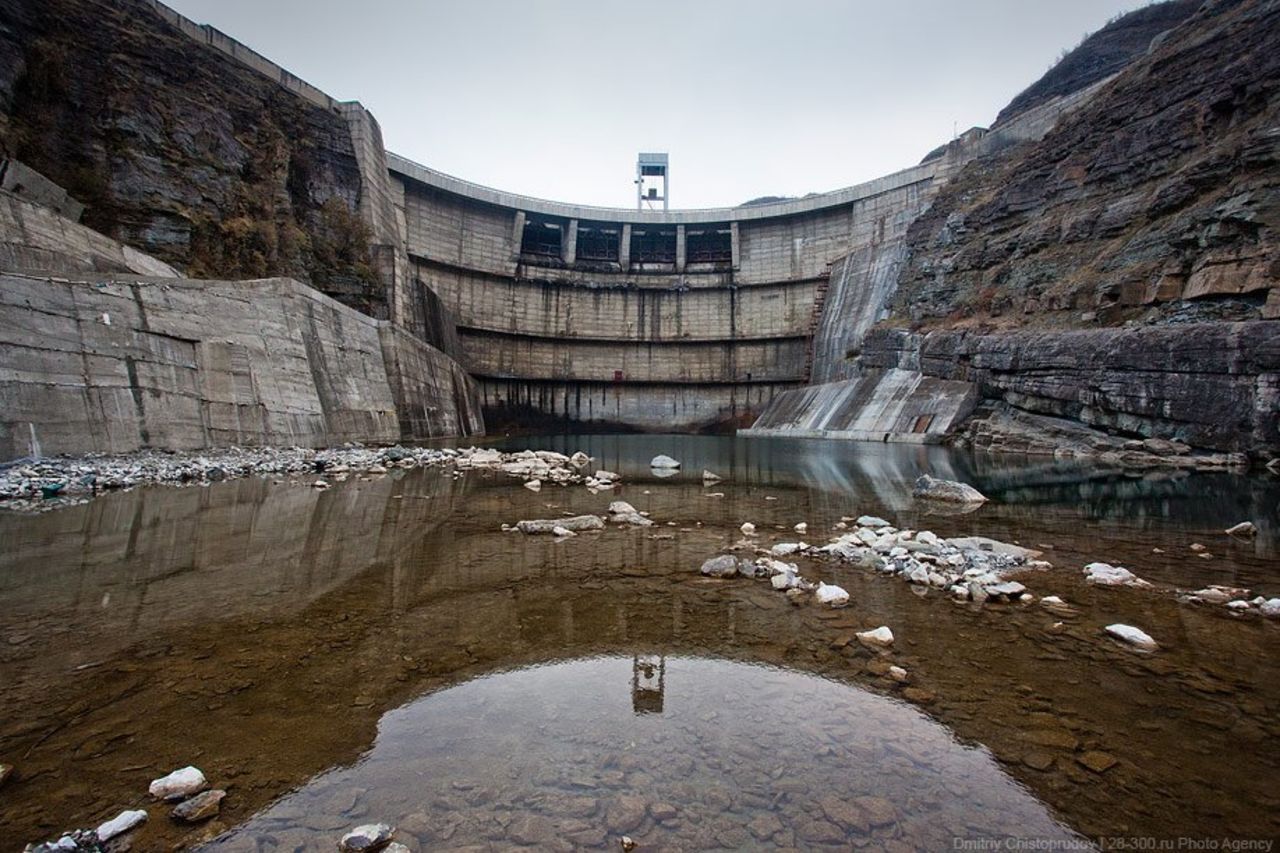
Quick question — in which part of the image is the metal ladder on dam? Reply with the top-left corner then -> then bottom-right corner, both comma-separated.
802,263 -> 834,383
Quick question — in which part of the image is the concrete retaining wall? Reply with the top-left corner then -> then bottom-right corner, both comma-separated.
0,192 -> 181,279
0,273 -> 483,460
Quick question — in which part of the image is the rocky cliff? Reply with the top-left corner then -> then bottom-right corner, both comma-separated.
893,0 -> 1279,331
0,0 -> 385,315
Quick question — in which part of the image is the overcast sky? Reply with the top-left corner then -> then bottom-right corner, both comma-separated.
164,0 -> 1150,210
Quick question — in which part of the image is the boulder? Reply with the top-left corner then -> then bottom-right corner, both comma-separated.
855,515 -> 891,528
700,555 -> 742,578
517,515 -> 604,534
912,475 -> 988,504
649,455 -> 681,469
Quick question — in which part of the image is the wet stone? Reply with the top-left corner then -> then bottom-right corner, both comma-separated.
1023,752 -> 1055,771
506,814 -> 555,846
172,788 -> 225,822
606,796 -> 647,833
747,812 -> 784,840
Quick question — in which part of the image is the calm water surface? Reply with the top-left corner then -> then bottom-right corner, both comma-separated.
1,435 -> 1277,850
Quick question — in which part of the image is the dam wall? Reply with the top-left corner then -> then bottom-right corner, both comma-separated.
390,157 -> 948,431
0,272 -> 482,460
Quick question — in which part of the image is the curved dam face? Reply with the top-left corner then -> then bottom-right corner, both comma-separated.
388,156 -> 946,432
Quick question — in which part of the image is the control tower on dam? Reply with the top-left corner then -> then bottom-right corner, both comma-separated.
388,154 -> 947,432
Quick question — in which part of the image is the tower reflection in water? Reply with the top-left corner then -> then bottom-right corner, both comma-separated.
631,654 -> 665,714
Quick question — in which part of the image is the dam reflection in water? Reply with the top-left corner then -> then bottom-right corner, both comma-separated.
203,657 -> 1080,851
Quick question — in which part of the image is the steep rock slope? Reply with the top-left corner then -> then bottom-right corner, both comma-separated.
893,0 -> 1280,331
994,0 -> 1200,126
0,0 -> 383,314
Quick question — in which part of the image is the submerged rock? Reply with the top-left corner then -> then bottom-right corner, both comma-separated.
649,455 -> 680,469
340,824 -> 395,852
171,789 -> 225,823
148,766 -> 206,800
517,515 -> 604,534
912,474 -> 988,504
1105,624 -> 1158,651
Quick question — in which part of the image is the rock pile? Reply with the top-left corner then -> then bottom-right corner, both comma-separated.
0,444 -> 612,512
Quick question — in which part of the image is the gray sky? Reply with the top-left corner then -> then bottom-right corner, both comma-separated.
165,0 -> 1150,210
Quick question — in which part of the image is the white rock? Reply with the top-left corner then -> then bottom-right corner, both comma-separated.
888,666 -> 909,683
551,526 -> 576,538
650,454 -> 681,469
815,582 -> 849,607
313,480 -> 329,489
149,766 -> 207,801
856,515 -> 890,528
916,531 -> 939,546
1225,521 -> 1257,537
97,810 -> 147,842
740,522 -> 756,535
1261,598 -> 1280,618
702,470 -> 722,484
770,542 -> 803,556
569,451 -> 591,467
908,567 -> 930,585
523,479 -> 542,491
341,824 -> 395,853
857,626 -> 894,647
1083,562 -> 1151,587
1105,624 -> 1158,651
1226,600 -> 1251,611
794,522 -> 808,534
609,501 -> 638,515
595,470 -> 619,482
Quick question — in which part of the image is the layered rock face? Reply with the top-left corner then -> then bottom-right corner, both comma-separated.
892,0 -> 1280,330
764,0 -> 1280,460
0,0 -> 384,315
863,324 -> 1279,457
